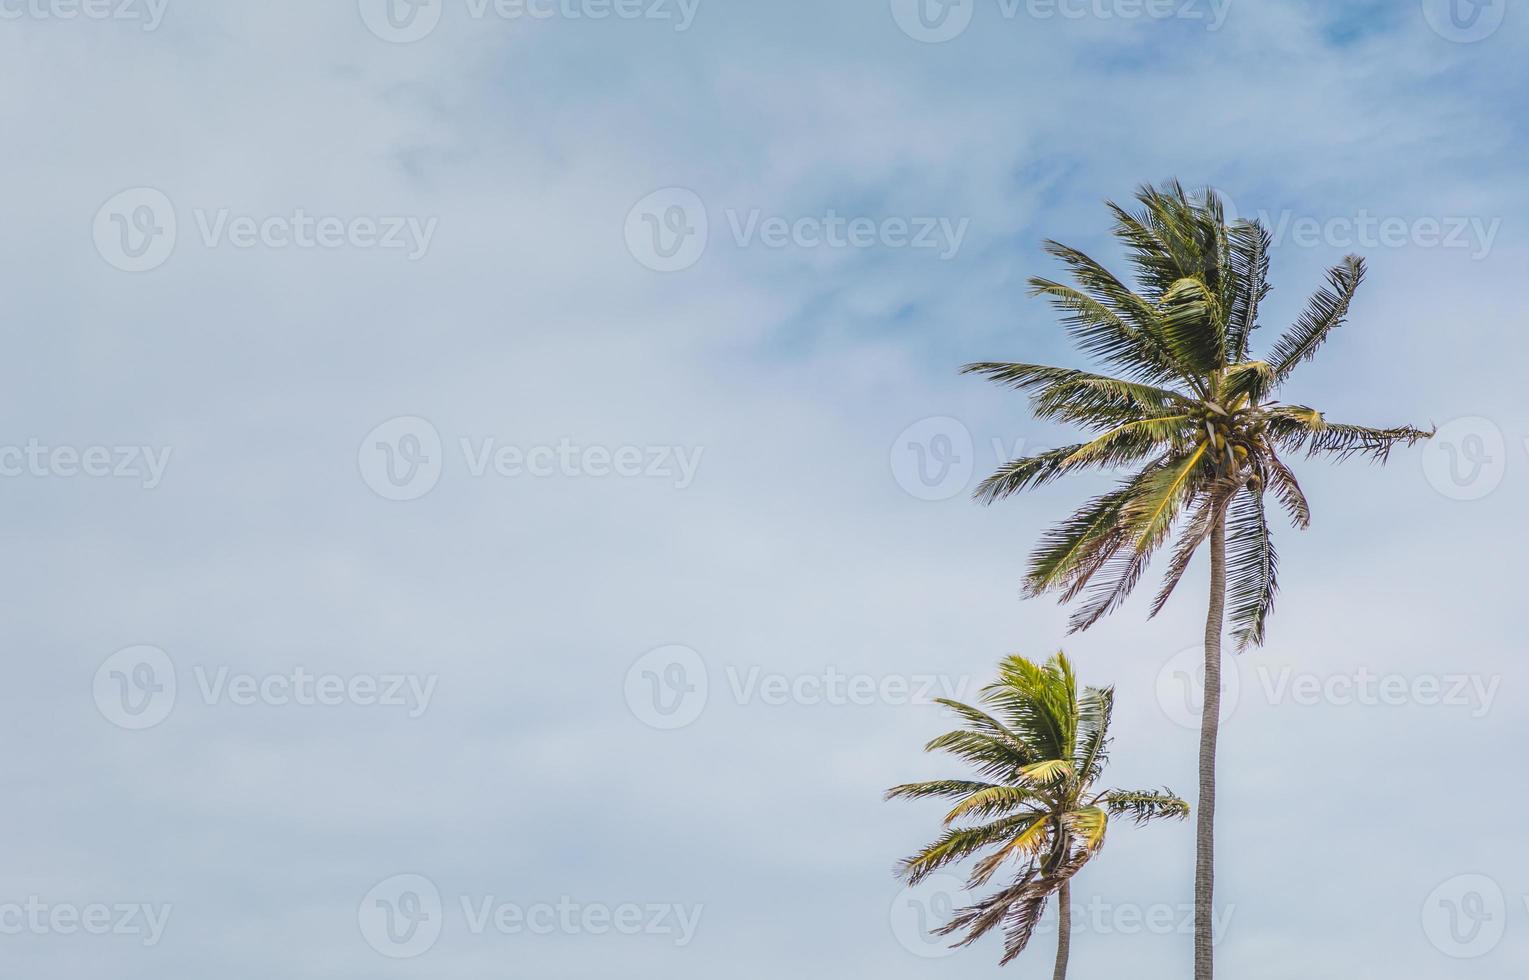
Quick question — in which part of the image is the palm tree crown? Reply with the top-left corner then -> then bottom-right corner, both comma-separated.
965,182 -> 1432,647
887,652 -> 1187,966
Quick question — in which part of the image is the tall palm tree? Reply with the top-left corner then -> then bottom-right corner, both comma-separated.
963,182 -> 1431,979
887,652 -> 1187,977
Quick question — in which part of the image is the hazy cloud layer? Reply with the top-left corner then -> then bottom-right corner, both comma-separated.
2,1 -> 1526,976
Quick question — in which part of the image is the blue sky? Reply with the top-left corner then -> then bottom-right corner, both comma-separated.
2,0 -> 1526,977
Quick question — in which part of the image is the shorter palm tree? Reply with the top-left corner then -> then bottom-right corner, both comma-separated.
887,652 -> 1187,977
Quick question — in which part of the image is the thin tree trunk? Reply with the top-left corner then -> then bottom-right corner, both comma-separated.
1194,518 -> 1227,980
1052,879 -> 1071,980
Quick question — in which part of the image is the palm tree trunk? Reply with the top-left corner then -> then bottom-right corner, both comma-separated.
1194,517 -> 1227,980
1052,879 -> 1071,980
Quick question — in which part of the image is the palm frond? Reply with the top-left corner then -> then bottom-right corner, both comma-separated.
1074,685 -> 1113,782
1226,220 -> 1272,359
1225,487 -> 1278,649
885,779 -> 1001,803
1101,789 -> 1190,824
896,814 -> 1036,884
1156,276 -> 1226,375
942,787 -> 1046,825
1263,451 -> 1311,528
1306,422 -> 1434,463
1023,483 -> 1136,596
1267,255 -> 1364,383
1149,482 -> 1237,617
1222,359 -> 1275,404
